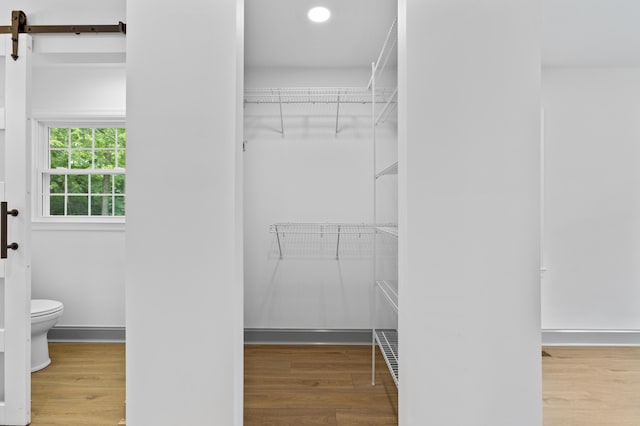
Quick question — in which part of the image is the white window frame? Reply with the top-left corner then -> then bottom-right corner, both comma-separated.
32,114 -> 126,229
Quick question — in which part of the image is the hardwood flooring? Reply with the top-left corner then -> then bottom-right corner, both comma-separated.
244,345 -> 398,425
542,346 -> 640,426
28,343 -> 640,425
30,343 -> 126,426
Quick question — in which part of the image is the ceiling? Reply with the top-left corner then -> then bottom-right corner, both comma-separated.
245,0 -> 640,68
245,0 -> 397,68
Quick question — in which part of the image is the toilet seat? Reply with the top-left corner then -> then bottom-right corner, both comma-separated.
31,299 -> 64,318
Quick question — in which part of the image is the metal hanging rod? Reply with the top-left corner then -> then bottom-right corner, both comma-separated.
0,10 -> 127,61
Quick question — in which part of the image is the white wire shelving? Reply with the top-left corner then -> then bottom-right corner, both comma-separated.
269,222 -> 372,235
244,87 -> 393,105
269,222 -> 374,260
376,280 -> 398,312
375,161 -> 398,179
374,329 -> 398,387
244,87 -> 397,137
372,16 -> 399,390
375,225 -> 398,238
368,18 -> 398,91
375,87 -> 398,126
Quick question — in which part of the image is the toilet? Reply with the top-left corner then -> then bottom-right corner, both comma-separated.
31,299 -> 64,372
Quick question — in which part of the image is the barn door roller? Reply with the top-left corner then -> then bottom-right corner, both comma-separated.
0,10 -> 126,61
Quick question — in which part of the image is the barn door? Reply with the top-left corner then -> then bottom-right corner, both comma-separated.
0,33 -> 32,426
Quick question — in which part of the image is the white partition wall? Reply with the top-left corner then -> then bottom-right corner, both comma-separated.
125,0 -> 244,424
398,1 -> 542,425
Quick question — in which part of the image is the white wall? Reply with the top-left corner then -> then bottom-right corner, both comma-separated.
542,67 -> 640,330
399,0 -> 541,424
0,0 -> 127,328
244,67 -> 389,329
126,0 -> 243,424
31,65 -> 126,327
31,229 -> 124,326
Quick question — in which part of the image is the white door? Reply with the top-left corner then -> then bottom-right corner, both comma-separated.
0,34 -> 32,426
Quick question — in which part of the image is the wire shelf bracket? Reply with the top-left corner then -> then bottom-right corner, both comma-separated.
0,10 -> 126,61
375,162 -> 398,179
375,225 -> 398,238
368,18 -> 398,90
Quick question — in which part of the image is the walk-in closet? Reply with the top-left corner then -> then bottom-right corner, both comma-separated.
243,0 -> 399,420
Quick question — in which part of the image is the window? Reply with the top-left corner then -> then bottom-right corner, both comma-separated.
37,122 -> 126,221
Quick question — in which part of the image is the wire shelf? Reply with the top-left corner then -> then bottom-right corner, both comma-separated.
375,161 -> 398,179
270,223 -> 373,235
375,225 -> 398,238
244,87 -> 395,105
374,329 -> 399,387
376,280 -> 398,312
375,86 -> 398,126
269,223 -> 374,259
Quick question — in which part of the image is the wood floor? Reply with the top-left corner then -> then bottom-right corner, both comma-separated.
245,345 -> 398,425
29,343 -> 640,425
542,346 -> 640,426
31,343 -> 126,426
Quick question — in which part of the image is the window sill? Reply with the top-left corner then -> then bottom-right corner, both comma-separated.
32,219 -> 125,232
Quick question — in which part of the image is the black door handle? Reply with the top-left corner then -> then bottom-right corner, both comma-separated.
1,201 -> 19,259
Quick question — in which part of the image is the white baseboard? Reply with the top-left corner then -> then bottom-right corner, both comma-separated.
542,329 -> 640,346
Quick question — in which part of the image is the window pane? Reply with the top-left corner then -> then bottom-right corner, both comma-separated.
49,128 -> 69,148
94,150 -> 116,169
70,150 -> 92,169
91,174 -> 113,194
50,150 -> 69,168
68,175 -> 88,194
44,126 -> 126,219
95,128 -> 116,148
67,196 -> 88,215
50,196 -> 65,215
117,128 -> 126,148
114,196 -> 125,216
50,175 -> 65,194
91,196 -> 113,216
70,128 -> 93,149
117,149 -> 126,168
114,175 -> 125,194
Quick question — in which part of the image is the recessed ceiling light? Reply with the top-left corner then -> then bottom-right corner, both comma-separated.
308,6 -> 331,23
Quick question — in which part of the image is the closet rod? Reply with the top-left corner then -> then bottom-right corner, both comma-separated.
0,10 -> 126,60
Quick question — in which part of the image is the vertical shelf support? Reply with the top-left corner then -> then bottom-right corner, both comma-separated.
335,93 -> 341,136
274,224 -> 283,259
278,90 -> 285,137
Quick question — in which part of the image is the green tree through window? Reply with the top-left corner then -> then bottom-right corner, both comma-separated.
47,127 -> 126,217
